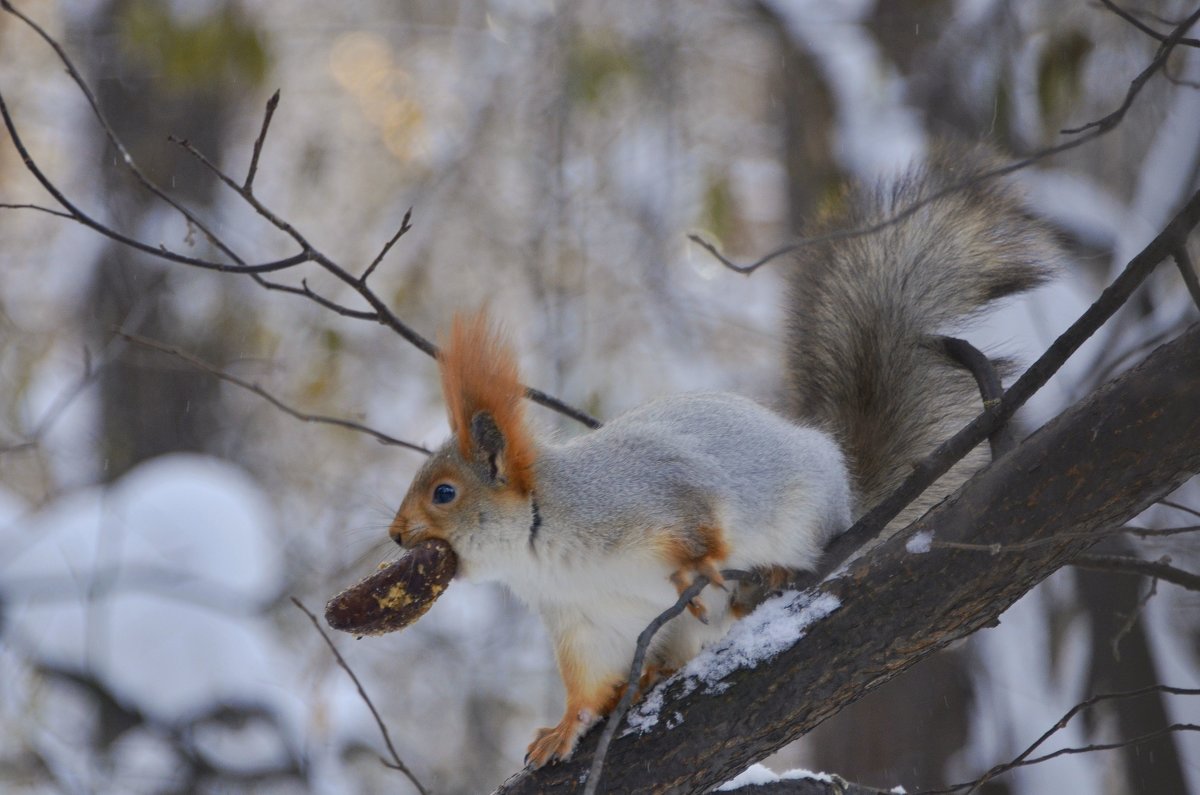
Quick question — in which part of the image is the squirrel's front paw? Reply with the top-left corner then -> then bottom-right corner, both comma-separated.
525,708 -> 597,768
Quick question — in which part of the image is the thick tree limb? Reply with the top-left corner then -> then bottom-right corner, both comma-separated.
496,322 -> 1200,794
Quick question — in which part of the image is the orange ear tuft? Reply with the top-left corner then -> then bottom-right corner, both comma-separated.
439,310 -> 536,494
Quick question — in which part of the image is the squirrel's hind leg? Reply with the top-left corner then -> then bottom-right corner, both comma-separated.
661,524 -> 730,624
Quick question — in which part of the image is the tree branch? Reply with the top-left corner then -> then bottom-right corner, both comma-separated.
922,684 -> 1200,794
243,89 -> 279,194
117,330 -> 430,454
0,1 -> 602,430
496,320 -> 1200,793
362,208 -> 413,284
1159,498 -> 1200,520
1176,247 -> 1200,310
1072,553 -> 1200,591
691,5 -> 1200,274
1097,0 -> 1200,48
291,598 -> 429,795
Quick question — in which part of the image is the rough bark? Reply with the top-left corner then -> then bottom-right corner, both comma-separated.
495,322 -> 1200,794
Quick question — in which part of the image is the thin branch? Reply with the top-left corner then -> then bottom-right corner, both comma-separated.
1,295 -> 161,454
584,574 -> 713,795
167,133 -> 604,429
244,89 -> 279,193
0,0 -> 274,271
0,349 -> 101,454
917,685 -> 1200,794
1097,0 -> 1200,48
362,208 -> 413,284
117,330 -> 430,455
1176,247 -> 1200,310
0,1 -> 601,430
0,201 -> 72,219
693,6 -> 1200,274
1159,498 -> 1200,520
1110,575 -> 1158,661
1085,322 -> 1183,390
931,524 -> 1200,554
1062,6 -> 1200,134
1073,552 -> 1200,591
1012,722 -> 1199,768
257,277 -> 381,321
290,598 -> 430,795
0,92 -> 307,273
583,569 -> 759,793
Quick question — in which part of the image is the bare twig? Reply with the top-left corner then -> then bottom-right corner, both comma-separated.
1084,322 -> 1183,391
0,1 -> 602,430
0,350 -> 100,454
1176,248 -> 1200,310
1159,498 -> 1200,520
693,6 -> 1200,274
1062,6 -> 1200,134
243,89 -> 279,193
583,574 -> 713,795
0,201 -> 72,219
362,208 -> 414,284
916,685 -> 1200,794
169,132 -> 603,428
0,92 -> 306,274
290,598 -> 430,795
1073,552 -> 1200,591
1097,0 -> 1200,48
0,0 -> 284,272
260,277 -> 381,321
1110,575 -> 1158,661
117,330 -> 431,454
931,524 -> 1200,554
582,568 -> 758,794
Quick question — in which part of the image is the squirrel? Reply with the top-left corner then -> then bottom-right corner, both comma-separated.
386,148 -> 1055,768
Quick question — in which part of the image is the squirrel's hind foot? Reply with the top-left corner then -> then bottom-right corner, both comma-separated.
525,707 -> 599,768
669,558 -> 726,624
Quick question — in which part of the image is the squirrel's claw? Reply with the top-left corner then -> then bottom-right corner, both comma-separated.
670,567 -> 717,624
697,559 -> 727,591
526,708 -> 597,768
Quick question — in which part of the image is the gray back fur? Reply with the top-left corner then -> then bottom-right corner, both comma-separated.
785,147 -> 1057,529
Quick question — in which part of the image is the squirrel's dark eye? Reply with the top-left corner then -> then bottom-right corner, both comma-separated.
432,483 -> 457,505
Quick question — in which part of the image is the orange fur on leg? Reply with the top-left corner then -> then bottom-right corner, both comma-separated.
527,631 -> 624,768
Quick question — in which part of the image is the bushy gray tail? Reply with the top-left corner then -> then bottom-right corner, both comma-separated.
785,148 -> 1057,529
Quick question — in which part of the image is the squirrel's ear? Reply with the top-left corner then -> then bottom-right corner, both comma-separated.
469,410 -> 509,485
439,310 -> 536,495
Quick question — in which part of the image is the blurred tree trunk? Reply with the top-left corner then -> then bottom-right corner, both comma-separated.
1076,537 -> 1188,794
79,0 -> 250,481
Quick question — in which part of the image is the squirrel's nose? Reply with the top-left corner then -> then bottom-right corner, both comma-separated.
389,515 -> 407,547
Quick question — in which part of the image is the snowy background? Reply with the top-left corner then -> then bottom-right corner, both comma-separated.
1,0 -> 1198,793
